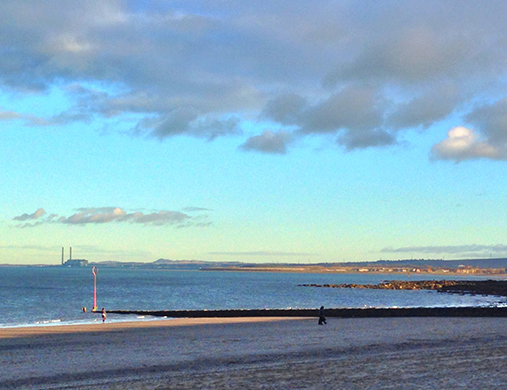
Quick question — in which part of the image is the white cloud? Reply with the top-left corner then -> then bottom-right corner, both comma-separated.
13,207 -> 210,228
387,84 -> 459,130
1,1 -> 507,155
382,244 -> 507,256
261,93 -> 307,125
260,87 -> 393,150
183,206 -> 213,212
431,126 -> 499,162
299,86 -> 384,135
13,208 -> 46,221
61,208 -> 193,226
49,34 -> 93,54
239,130 -> 291,154
0,109 -> 22,120
466,98 -> 507,147
141,110 -> 241,141
338,129 -> 395,151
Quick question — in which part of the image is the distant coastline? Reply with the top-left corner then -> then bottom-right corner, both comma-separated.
4,257 -> 507,276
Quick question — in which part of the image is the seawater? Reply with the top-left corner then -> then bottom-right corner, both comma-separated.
0,267 -> 503,328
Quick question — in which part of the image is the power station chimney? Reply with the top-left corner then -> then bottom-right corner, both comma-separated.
62,247 -> 64,265
70,247 -> 72,260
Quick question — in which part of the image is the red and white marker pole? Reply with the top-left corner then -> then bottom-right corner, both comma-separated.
92,267 -> 98,311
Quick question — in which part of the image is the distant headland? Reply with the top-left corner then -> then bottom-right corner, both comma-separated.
55,257 -> 507,276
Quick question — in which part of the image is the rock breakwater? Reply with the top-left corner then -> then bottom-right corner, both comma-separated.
299,280 -> 507,297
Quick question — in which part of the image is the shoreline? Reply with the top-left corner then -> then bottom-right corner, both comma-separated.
0,306 -> 507,339
4,303 -> 507,332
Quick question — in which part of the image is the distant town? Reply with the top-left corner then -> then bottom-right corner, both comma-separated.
199,263 -> 507,275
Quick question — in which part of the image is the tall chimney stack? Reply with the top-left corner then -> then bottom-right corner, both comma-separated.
62,247 -> 64,265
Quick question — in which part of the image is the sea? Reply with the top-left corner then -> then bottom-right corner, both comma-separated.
0,266 -> 505,328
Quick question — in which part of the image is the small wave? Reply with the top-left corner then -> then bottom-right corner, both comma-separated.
34,319 -> 62,325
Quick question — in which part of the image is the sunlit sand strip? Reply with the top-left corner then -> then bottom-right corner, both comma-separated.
0,316 -> 310,339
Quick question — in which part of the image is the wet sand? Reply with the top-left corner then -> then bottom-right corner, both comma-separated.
1,316 -> 507,389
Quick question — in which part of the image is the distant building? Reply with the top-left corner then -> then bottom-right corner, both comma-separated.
63,259 -> 89,267
61,246 -> 88,266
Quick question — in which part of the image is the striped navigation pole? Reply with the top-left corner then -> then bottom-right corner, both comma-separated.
92,267 -> 98,312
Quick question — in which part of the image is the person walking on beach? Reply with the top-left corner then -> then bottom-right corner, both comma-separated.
318,305 -> 327,325
101,308 -> 107,323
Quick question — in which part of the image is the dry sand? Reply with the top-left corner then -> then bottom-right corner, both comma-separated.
1,316 -> 507,389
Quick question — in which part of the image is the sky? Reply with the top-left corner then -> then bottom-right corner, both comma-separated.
1,0 -> 507,265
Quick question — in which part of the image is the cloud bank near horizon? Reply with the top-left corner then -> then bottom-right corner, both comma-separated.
13,207 -> 211,228
381,244 -> 507,257
1,1 -> 507,160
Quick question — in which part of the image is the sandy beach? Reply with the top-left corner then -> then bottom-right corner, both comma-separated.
1,316 -> 507,389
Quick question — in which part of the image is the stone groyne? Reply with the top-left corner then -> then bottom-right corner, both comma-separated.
299,280 -> 507,297
107,307 -> 507,318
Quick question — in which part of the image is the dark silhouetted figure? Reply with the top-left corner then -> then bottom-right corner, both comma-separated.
318,305 -> 327,325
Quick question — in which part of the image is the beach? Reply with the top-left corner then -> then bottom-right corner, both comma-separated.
1,317 -> 507,389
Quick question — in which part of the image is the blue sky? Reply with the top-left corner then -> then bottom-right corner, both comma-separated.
1,0 -> 507,264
